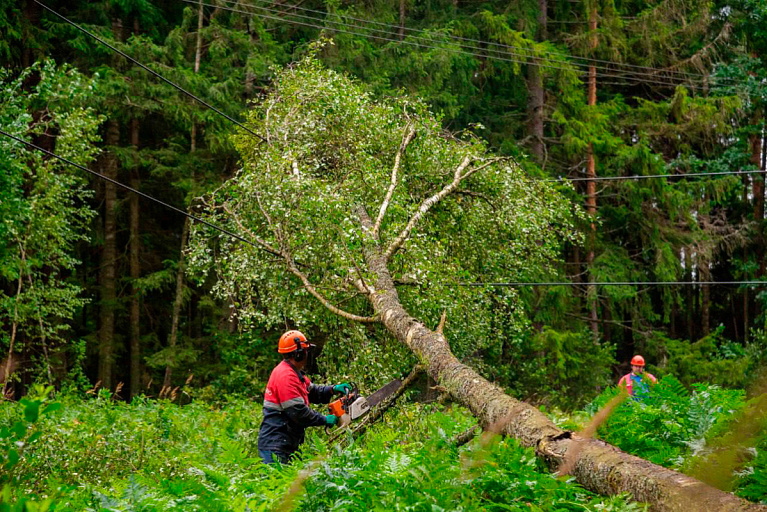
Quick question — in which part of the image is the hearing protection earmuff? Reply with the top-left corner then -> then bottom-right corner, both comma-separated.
293,336 -> 307,362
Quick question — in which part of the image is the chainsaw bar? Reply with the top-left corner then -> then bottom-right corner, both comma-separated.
365,378 -> 403,408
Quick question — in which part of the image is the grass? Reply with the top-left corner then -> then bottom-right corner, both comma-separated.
1,390 -> 643,511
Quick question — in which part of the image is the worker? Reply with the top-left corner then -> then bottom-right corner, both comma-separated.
257,329 -> 351,464
617,355 -> 657,397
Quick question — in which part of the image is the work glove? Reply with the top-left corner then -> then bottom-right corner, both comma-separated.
325,414 -> 338,427
333,383 -> 351,395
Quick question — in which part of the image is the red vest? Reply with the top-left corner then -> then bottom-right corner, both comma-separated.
618,372 -> 657,395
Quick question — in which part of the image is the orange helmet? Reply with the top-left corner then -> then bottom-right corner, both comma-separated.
630,355 -> 646,366
278,330 -> 309,354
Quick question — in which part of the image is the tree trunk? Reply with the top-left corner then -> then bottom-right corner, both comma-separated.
163,9 -> 203,388
98,15 -> 123,392
700,196 -> 711,338
585,8 -> 599,342
526,0 -> 546,163
760,130 -> 767,278
686,251 -> 694,341
354,204 -> 763,512
192,0 -> 204,148
98,118 -> 120,390
700,257 -> 710,337
752,123 -> 765,278
573,245 -> 581,284
22,1 -> 41,69
398,0 -> 406,40
3,246 -> 26,398
129,117 -> 141,399
163,217 -> 190,389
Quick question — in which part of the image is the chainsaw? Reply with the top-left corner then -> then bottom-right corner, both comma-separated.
327,379 -> 402,429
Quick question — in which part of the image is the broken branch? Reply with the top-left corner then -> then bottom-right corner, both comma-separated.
373,124 -> 417,238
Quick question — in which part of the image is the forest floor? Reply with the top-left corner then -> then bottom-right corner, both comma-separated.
3,377 -> 767,511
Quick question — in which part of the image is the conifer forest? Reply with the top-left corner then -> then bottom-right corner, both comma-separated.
2,0 -> 767,510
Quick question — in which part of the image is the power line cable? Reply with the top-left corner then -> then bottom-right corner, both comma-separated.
547,169 -> 767,183
229,0 -> 738,86
242,0 -> 727,83
18,6 -> 761,185
214,0 -> 719,89
190,0 -> 726,91
34,0 -> 266,143
45,1 -> 750,187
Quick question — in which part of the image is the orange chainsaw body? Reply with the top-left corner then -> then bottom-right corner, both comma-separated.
328,384 -> 370,423
329,398 -> 346,417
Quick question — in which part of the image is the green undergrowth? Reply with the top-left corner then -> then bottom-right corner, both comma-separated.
564,375 -> 767,503
1,392 -> 643,511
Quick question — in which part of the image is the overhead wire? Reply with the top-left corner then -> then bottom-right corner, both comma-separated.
210,0 -> 714,90
208,0 -> 740,88
28,0 -> 761,185
186,0 -> 733,91
547,169 -> 767,183
235,0 -> 734,85
33,0 -> 266,143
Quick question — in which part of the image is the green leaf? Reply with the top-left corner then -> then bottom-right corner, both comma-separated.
24,401 -> 40,423
42,403 -> 60,415
6,449 -> 19,467
11,422 -> 25,439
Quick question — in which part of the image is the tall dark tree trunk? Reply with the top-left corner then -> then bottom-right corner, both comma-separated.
760,130 -> 767,279
98,117 -> 119,390
353,204 -> 763,512
700,253 -> 711,337
22,1 -> 41,68
585,8 -> 599,342
163,218 -> 190,390
686,251 -> 694,341
573,245 -> 581,284
752,122 -> 765,278
98,16 -> 124,391
526,0 -> 547,163
191,0 -> 204,147
398,0 -> 406,40
129,116 -> 141,400
163,5 -> 204,389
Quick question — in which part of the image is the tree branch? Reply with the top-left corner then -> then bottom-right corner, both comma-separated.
251,192 -> 378,323
221,203 -> 282,259
285,261 -> 379,323
373,124 -> 417,239
385,156 -> 503,260
384,156 -> 471,260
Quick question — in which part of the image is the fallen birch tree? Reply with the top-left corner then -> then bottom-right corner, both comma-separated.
187,50 -> 765,511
